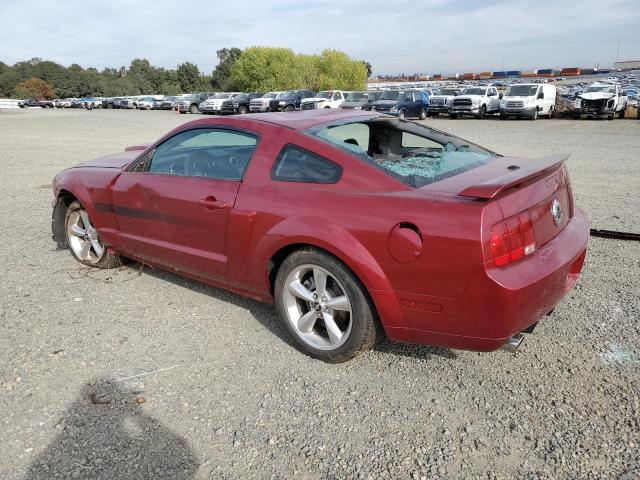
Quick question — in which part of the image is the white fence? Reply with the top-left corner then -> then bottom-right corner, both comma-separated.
0,98 -> 22,109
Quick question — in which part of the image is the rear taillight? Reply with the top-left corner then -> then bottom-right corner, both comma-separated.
490,211 -> 536,267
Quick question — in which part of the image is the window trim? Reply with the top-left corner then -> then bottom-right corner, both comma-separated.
271,143 -> 343,184
126,125 -> 260,182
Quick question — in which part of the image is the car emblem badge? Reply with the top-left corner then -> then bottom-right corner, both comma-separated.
551,199 -> 563,227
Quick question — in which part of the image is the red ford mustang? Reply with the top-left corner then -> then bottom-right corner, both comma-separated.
51,110 -> 588,362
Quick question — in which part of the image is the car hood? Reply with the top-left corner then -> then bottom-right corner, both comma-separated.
456,95 -> 483,101
579,91 -> 615,100
73,146 -> 147,169
430,95 -> 455,101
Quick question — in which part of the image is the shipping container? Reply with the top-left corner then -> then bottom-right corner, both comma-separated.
463,72 -> 476,80
561,67 -> 581,76
493,71 -> 507,78
581,68 -> 595,75
506,70 -> 522,77
432,74 -> 443,80
537,68 -> 553,75
522,71 -> 537,77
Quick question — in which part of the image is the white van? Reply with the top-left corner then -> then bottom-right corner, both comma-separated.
499,83 -> 556,120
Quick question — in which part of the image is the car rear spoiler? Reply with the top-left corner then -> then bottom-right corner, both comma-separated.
458,153 -> 570,199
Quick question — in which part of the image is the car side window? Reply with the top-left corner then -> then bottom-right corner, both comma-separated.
272,145 -> 342,184
402,132 -> 442,150
146,128 -> 257,180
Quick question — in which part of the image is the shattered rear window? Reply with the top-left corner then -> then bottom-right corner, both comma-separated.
307,117 -> 498,188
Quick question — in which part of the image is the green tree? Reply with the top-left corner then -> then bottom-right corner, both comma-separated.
210,47 -> 242,90
0,69 -> 21,97
230,47 -> 301,91
176,62 -> 200,92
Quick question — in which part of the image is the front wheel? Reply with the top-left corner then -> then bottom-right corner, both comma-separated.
284,105 -> 295,112
530,109 -> 538,120
274,249 -> 379,363
65,201 -> 120,268
475,105 -> 486,118
397,109 -> 405,119
618,108 -> 625,119
238,106 -> 248,114
189,104 -> 198,114
418,107 -> 427,120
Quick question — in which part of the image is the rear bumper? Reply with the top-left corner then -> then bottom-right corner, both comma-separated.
385,208 -> 589,351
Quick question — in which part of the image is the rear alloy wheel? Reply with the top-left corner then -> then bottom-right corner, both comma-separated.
419,107 -> 427,120
65,201 -> 120,268
189,104 -> 198,114
275,249 -> 379,362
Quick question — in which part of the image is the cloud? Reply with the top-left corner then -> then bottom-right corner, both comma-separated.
1,0 -> 638,74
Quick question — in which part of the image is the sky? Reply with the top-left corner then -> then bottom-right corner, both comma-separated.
1,0 -> 639,75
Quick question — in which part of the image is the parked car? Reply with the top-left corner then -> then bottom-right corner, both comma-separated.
199,93 -> 241,114
450,86 -> 501,119
220,92 -> 263,115
155,97 -> 178,110
369,90 -> 406,113
50,110 -> 588,362
499,84 -> 557,120
119,97 -> 135,109
427,88 -> 462,116
574,83 -> 628,119
268,89 -> 316,112
371,90 -> 430,119
19,98 -> 54,108
176,93 -> 216,114
71,98 -> 96,109
340,91 -> 382,110
249,92 -> 285,113
137,97 -> 158,110
300,91 -> 346,110
54,99 -> 72,108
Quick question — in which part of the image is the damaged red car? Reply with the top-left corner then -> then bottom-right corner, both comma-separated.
51,110 -> 589,362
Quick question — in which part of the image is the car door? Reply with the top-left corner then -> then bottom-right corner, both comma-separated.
111,127 -> 259,282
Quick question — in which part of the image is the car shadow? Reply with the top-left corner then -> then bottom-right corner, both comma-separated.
138,264 -> 294,347
25,379 -> 199,480
130,263 -> 459,363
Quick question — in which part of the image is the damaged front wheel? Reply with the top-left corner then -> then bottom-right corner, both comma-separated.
65,201 -> 120,268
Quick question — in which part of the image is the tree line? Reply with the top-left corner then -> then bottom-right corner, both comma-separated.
0,47 -> 371,99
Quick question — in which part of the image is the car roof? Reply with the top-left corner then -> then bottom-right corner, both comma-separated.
244,109 -> 382,130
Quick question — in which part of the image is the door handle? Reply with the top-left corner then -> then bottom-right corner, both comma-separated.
200,196 -> 229,211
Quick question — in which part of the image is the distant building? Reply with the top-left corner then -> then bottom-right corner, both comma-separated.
614,60 -> 640,71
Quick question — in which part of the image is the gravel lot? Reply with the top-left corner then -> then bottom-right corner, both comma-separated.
1,109 -> 638,479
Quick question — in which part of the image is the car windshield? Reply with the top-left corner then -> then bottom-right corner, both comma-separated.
232,94 -> 248,100
262,92 -> 278,98
345,92 -> 367,101
436,89 -> 459,96
380,91 -> 403,100
282,90 -> 297,97
316,92 -> 334,99
505,85 -> 539,96
462,88 -> 487,95
212,93 -> 229,99
307,117 -> 498,188
584,85 -> 616,94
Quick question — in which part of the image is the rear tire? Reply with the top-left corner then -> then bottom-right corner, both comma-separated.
64,201 -> 120,269
189,104 -> 198,114
274,249 -> 379,363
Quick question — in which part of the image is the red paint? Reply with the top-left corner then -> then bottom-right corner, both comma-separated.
52,110 -> 589,351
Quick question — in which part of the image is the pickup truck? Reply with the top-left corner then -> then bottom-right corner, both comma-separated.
220,92 -> 263,114
300,91 -> 346,110
268,89 -> 316,112
427,88 -> 461,116
450,86 -> 501,119
249,92 -> 285,112
176,92 -> 216,114
19,99 -> 54,108
574,82 -> 628,119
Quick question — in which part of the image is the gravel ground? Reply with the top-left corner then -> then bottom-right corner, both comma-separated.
1,109 -> 638,479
